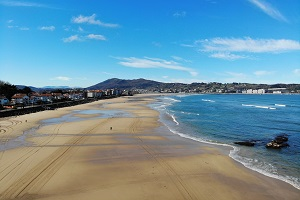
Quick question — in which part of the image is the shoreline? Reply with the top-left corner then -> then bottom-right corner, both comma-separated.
0,94 -> 299,199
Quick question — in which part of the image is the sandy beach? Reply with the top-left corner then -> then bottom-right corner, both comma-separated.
0,94 -> 299,200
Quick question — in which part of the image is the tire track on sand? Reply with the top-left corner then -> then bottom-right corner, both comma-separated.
0,123 -> 63,182
130,118 -> 196,200
0,119 -> 108,199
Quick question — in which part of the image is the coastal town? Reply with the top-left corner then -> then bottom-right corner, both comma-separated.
1,79 -> 300,114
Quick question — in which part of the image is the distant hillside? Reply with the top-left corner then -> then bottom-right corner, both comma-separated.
16,85 -> 41,92
16,85 -> 82,92
86,78 -> 163,90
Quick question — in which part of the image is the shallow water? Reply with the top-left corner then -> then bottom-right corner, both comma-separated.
0,109 -> 132,152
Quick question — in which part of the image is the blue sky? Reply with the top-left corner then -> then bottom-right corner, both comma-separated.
1,0 -> 300,87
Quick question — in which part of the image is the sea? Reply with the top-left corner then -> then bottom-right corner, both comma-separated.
151,94 -> 300,190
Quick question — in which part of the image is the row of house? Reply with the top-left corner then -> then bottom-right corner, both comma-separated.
241,89 -> 266,94
86,89 -> 122,98
0,89 -> 123,106
241,88 -> 288,94
0,92 -> 84,106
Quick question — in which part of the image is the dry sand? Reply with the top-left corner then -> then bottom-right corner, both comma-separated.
0,94 -> 299,200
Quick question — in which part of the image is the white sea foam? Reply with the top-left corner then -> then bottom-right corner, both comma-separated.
242,104 -> 276,110
229,149 -> 300,190
166,111 -> 179,125
275,104 -> 286,107
202,99 -> 215,102
163,97 -> 181,103
242,104 -> 255,107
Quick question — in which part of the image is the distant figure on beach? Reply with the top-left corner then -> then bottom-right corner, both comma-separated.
110,127 -> 112,130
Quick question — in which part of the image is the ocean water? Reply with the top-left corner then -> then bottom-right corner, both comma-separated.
151,94 -> 300,190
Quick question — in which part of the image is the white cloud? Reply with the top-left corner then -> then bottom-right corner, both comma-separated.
199,37 -> 300,53
51,76 -> 71,81
171,56 -> 192,63
194,37 -> 300,60
254,70 -> 274,76
71,14 -> 119,28
7,19 -> 13,23
39,26 -> 55,31
87,34 -> 106,41
248,0 -> 287,22
63,34 -> 106,42
209,52 -> 247,61
78,26 -> 84,32
63,35 -> 81,43
173,11 -> 186,18
0,0 -> 51,8
115,57 -> 198,76
293,69 -> 300,76
102,72 -> 116,76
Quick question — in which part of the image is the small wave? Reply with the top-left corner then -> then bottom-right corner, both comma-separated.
229,150 -> 300,190
176,94 -> 189,98
202,99 -> 215,102
242,104 -> 254,107
275,104 -> 286,107
242,104 -> 276,110
163,97 -> 181,103
166,112 -> 179,125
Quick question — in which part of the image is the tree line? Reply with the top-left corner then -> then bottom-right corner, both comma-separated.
0,81 -> 33,100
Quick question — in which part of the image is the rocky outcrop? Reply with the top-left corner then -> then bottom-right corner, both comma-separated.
266,134 -> 289,149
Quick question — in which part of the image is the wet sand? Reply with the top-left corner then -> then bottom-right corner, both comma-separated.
0,94 -> 299,200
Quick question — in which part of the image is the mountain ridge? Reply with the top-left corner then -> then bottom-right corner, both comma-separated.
86,78 -> 164,90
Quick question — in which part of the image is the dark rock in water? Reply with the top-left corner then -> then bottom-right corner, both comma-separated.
266,142 -> 289,149
234,141 -> 255,146
274,135 -> 288,144
266,134 -> 289,149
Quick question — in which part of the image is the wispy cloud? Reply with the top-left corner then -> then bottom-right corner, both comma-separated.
248,0 -> 287,22
51,76 -> 71,81
39,26 -> 55,31
209,52 -> 248,61
71,14 -> 119,28
223,72 -> 248,83
115,57 -> 198,76
152,42 -> 162,47
19,27 -> 30,31
173,11 -> 186,18
171,56 -> 192,63
63,35 -> 81,43
102,72 -> 116,76
63,34 -> 106,43
254,70 -> 274,76
193,37 -> 300,60
78,26 -> 84,32
199,37 -> 300,53
293,69 -> 300,76
0,0 -> 51,8
87,34 -> 106,41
